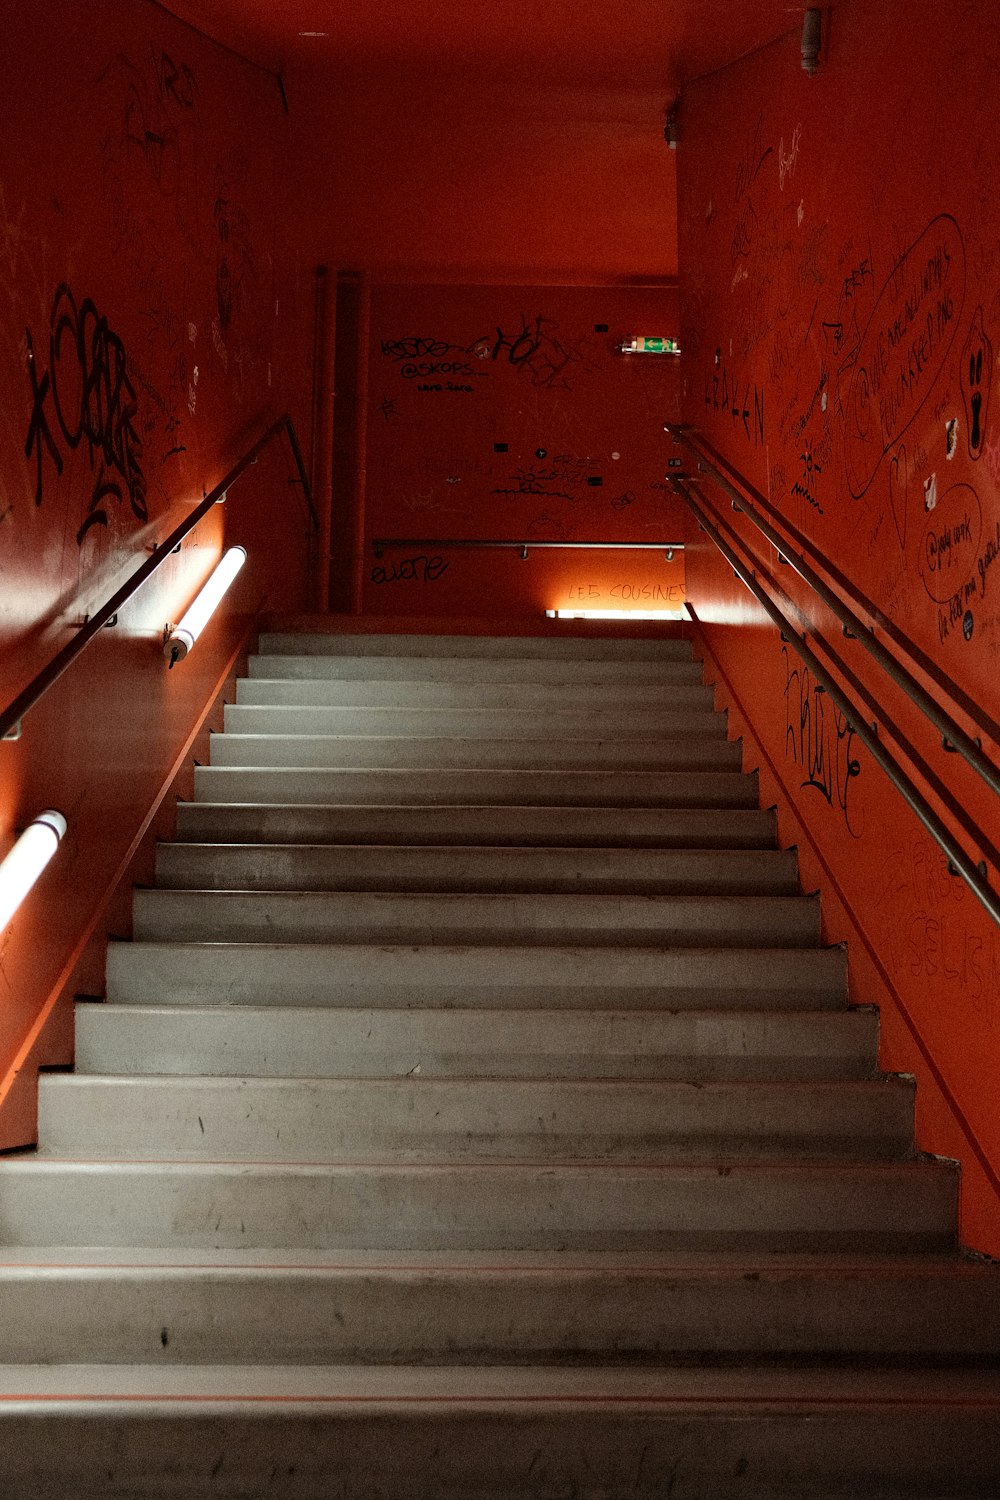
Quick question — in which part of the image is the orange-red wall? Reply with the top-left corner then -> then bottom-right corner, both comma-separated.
0,0 -> 309,1140
352,284 -> 684,617
678,0 -> 1000,1249
283,64 -> 678,288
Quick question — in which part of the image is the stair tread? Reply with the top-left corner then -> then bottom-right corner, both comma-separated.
6,1157 -> 950,1174
0,1246 -> 982,1271
1,1361 -> 997,1404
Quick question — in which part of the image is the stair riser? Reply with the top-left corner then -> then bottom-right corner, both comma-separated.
192,767 -> 761,807
249,657 -> 701,685
0,1161 -> 956,1251
38,1077 -> 913,1162
154,845 -> 800,897
224,705 -> 727,739
3,1265 -> 996,1362
1,1404 -> 998,1500
133,892 -> 820,948
237,677 -> 717,711
75,1005 -> 881,1082
208,735 -> 743,773
258,633 -> 696,661
174,804 -> 780,849
105,942 -> 849,1010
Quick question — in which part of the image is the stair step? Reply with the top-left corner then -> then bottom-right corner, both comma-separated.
224,704 -> 728,740
2,1249 -> 996,1364
192,766 -> 760,807
175,802 -> 780,848
105,941 -> 848,1009
207,732 -> 743,773
0,1158 -> 957,1252
75,1003 -> 881,1081
1,1363 -> 998,1499
154,844 -> 801,896
237,675 -> 717,710
133,889 -> 820,947
248,653 -> 704,685
258,631 -> 695,661
37,1076 -> 914,1163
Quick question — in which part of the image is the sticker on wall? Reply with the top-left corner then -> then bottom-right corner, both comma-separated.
946,418 -> 959,459
924,473 -> 938,511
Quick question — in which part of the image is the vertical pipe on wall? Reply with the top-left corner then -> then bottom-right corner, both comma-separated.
349,272 -> 371,615
311,266 -> 336,612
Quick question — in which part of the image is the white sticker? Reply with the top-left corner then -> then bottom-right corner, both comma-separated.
924,473 -> 938,511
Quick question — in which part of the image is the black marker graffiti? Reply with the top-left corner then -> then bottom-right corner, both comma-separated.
960,306 -> 993,461
381,337 -> 468,362
492,467 -> 575,502
791,443 -> 824,513
733,115 -> 774,205
704,363 -> 766,445
841,215 -> 966,498
378,395 -> 400,422
402,361 -> 474,380
153,49 -> 197,109
24,283 -> 147,543
370,554 -> 449,585
783,647 -> 862,838
470,314 -> 598,391
492,453 -> 598,504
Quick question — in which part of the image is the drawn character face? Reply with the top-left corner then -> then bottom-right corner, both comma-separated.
960,307 -> 993,461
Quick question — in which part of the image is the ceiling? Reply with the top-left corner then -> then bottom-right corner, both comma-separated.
161,0 -> 807,93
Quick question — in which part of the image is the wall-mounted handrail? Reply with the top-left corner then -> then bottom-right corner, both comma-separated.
666,422 -> 1000,756
671,473 -> 1000,930
372,538 -> 685,556
666,431 -> 1000,805
0,413 -> 316,742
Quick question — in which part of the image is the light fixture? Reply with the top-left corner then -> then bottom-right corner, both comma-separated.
546,609 -> 684,622
802,8 -> 822,74
0,811 -> 67,935
164,546 -> 247,667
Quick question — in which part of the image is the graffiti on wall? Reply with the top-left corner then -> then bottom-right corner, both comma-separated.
24,283 -> 147,543
783,646 -> 862,837
839,215 -> 967,499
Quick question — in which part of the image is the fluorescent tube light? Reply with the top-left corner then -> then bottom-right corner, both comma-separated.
0,811 -> 67,935
164,547 -> 247,666
546,609 -> 684,621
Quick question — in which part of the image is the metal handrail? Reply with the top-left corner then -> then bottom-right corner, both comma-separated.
0,413 -> 316,742
372,538 -> 685,557
666,422 -> 1000,770
671,473 -> 1000,929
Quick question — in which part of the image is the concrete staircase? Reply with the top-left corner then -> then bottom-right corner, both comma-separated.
1,627 -> 998,1497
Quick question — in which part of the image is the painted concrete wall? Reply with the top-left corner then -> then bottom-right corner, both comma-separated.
0,0 -> 310,1140
354,284 -> 684,617
678,0 -> 1000,1249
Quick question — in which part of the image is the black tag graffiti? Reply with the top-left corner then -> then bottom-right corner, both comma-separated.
24,283 -> 147,544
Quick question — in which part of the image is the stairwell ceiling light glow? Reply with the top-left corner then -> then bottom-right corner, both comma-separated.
0,811 -> 67,935
164,547 -> 247,667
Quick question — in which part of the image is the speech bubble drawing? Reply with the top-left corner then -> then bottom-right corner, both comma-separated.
843,215 -> 966,498
918,482 -> 982,603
